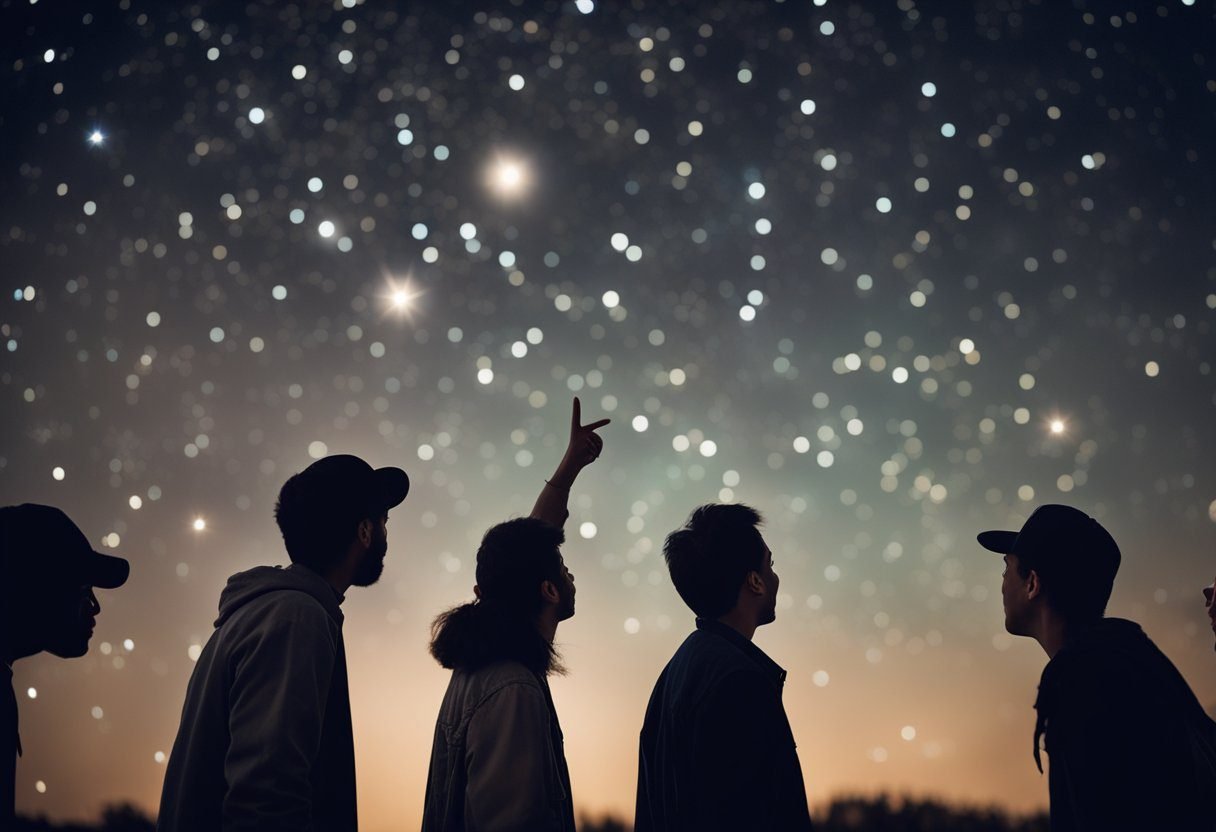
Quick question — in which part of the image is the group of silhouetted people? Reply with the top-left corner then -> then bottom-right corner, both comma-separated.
3,397 -> 1215,831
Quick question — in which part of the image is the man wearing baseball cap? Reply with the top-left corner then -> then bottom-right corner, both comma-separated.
979,504 -> 1216,830
158,454 -> 409,832
1,504 -> 130,824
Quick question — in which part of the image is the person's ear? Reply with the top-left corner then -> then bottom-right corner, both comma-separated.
540,579 -> 561,605
1026,569 -> 1043,601
745,570 -> 765,596
357,518 -> 373,547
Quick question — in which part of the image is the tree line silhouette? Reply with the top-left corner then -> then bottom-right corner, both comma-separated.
17,794 -> 1051,832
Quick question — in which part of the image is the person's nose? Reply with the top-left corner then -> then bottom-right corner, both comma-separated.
84,588 -> 101,616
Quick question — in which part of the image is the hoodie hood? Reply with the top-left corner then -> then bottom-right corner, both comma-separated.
215,564 -> 344,628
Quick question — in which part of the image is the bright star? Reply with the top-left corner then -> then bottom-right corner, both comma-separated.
192,517 -> 206,532
1049,419 -> 1065,435
486,154 -> 530,198
382,274 -> 422,319
88,130 -> 104,145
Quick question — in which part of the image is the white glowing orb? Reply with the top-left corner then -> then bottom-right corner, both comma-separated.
487,156 -> 530,198
1049,419 -> 1065,435
383,277 -> 421,316
88,130 -> 104,145
192,517 -> 207,532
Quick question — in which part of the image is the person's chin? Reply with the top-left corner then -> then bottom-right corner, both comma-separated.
352,560 -> 386,587
48,638 -> 91,659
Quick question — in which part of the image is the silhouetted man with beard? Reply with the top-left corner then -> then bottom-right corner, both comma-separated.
635,504 -> 812,832
1,505 -> 129,825
158,454 -> 409,832
979,504 -> 1216,831
421,398 -> 607,832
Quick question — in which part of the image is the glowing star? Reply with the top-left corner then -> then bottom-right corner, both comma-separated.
87,130 -> 105,145
1049,419 -> 1066,435
192,517 -> 207,532
381,275 -> 422,319
486,155 -> 530,198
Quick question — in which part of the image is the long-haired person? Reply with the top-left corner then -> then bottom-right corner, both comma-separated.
421,398 -> 607,832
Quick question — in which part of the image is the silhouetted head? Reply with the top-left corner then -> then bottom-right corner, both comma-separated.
663,504 -> 778,629
0,504 -> 129,661
978,504 -> 1121,637
430,517 -> 569,675
274,454 -> 408,590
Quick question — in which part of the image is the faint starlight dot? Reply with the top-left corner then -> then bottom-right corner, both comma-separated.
624,617 -> 640,634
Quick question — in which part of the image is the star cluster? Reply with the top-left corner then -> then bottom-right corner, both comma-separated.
2,0 -> 1214,825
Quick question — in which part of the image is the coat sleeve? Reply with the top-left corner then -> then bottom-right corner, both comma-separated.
221,597 -> 338,831
465,680 -> 564,832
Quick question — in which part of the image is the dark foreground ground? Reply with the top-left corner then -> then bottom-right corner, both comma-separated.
18,794 -> 1051,832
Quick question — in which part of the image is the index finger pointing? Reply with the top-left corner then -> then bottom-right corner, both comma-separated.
571,397 -> 582,431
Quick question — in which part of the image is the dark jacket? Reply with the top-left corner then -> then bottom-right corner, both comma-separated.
157,564 -> 357,832
1034,617 -> 1216,832
422,660 -> 576,832
2,664 -> 15,826
635,619 -> 812,832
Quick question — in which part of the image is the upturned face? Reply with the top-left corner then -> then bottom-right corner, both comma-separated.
555,555 -> 576,622
1001,554 -> 1034,636
42,584 -> 101,658
351,513 -> 389,587
1204,580 -> 1215,652
758,541 -> 780,626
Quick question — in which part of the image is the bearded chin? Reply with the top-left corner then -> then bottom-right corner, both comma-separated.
352,539 -> 388,587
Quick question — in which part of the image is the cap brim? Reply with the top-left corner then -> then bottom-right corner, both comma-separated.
372,467 -> 410,511
86,551 -> 130,589
977,530 -> 1018,554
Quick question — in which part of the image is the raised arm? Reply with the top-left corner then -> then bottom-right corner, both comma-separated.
530,397 -> 609,528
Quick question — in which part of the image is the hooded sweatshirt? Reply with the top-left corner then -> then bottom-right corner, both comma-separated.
157,564 -> 356,832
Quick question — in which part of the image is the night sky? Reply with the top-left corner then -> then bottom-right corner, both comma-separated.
2,0 -> 1214,827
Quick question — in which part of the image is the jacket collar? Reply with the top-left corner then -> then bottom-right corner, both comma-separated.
695,618 -> 788,687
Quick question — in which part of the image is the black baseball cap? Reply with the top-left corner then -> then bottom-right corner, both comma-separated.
1,504 -> 130,589
286,454 -> 410,518
977,504 -> 1121,587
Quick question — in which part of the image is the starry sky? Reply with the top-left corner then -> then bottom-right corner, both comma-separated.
2,0 -> 1214,827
